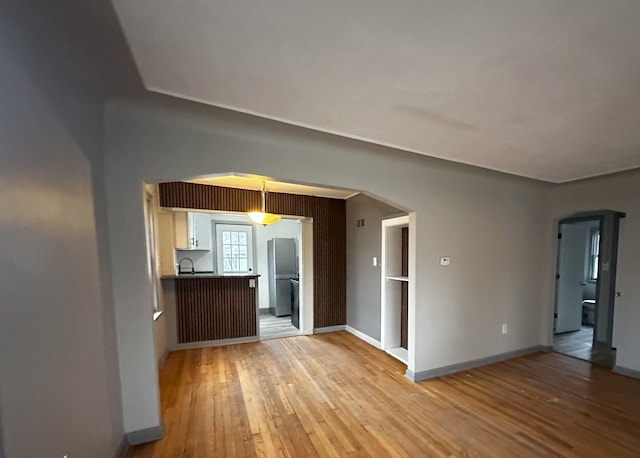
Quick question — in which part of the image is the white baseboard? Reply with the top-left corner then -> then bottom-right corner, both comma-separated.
313,325 -> 346,334
345,326 -> 381,349
386,346 -> 408,364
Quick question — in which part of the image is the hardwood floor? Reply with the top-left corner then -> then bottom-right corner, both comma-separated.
554,326 -> 616,366
128,332 -> 640,457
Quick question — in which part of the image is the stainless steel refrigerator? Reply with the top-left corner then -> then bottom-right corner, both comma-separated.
268,238 -> 298,317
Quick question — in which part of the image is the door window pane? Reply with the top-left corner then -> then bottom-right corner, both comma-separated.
220,229 -> 251,273
589,228 -> 600,281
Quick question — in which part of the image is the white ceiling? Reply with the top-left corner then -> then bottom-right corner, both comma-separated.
113,0 -> 640,183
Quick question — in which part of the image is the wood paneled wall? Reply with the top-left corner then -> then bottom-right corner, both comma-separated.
159,182 -> 347,328
175,277 -> 257,343
400,227 -> 408,350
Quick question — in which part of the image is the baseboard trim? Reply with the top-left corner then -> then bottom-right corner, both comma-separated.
126,424 -> 165,446
406,345 -> 547,382
114,436 -> 130,458
345,326 -> 382,349
613,365 -> 640,380
157,349 -> 169,369
171,335 -> 260,351
313,325 -> 346,334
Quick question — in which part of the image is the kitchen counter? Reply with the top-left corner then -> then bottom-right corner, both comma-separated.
161,274 -> 260,279
162,274 -> 260,344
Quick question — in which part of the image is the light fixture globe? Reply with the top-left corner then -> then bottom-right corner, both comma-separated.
248,211 -> 281,225
249,180 -> 281,226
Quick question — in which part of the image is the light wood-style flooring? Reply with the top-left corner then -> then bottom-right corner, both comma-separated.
128,332 -> 640,457
554,326 -> 616,366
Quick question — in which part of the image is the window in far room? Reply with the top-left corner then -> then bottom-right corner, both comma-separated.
588,227 -> 600,281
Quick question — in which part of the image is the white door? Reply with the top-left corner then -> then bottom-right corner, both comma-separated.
215,224 -> 254,275
555,223 -> 586,334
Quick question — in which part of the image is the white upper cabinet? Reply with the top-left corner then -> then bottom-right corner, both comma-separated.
187,212 -> 212,250
166,211 -> 213,251
157,211 -> 178,275
173,212 -> 189,249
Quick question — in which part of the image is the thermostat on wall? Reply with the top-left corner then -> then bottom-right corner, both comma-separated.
440,257 -> 451,266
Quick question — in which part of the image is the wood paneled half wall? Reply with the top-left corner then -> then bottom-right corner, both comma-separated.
159,181 -> 346,328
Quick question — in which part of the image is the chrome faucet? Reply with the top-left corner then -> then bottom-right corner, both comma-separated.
178,257 -> 195,275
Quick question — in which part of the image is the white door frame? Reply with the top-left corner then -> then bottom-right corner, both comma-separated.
299,217 -> 314,334
214,223 -> 255,275
381,213 -> 416,372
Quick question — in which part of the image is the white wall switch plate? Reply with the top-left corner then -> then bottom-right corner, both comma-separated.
373,256 -> 378,266
249,278 -> 256,288
502,324 -> 508,334
440,257 -> 451,266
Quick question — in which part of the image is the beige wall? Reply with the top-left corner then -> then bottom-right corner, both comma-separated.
105,93 -> 553,432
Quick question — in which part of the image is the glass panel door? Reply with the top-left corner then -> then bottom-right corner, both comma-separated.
215,224 -> 254,275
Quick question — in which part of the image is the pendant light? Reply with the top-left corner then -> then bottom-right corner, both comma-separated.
248,180 -> 281,225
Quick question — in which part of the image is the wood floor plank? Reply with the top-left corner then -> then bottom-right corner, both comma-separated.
128,332 -> 640,457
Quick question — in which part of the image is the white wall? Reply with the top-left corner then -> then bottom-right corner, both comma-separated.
548,170 -> 640,369
0,4 -> 124,457
145,186 -> 169,367
104,93 -> 552,433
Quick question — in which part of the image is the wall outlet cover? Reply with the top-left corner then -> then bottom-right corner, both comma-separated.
440,257 -> 451,266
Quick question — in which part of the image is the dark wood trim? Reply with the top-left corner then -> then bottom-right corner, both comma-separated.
607,213 -> 624,350
400,227 -> 408,350
159,182 -> 346,328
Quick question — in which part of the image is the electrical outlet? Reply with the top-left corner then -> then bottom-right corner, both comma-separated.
440,257 -> 451,266
501,324 -> 508,334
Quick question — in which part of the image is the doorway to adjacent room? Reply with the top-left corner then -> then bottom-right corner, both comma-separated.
257,218 -> 308,340
553,210 -> 625,367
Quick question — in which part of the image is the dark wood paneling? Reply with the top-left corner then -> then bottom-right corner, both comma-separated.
160,182 -> 346,328
175,277 -> 257,343
401,227 -> 408,277
400,227 -> 408,350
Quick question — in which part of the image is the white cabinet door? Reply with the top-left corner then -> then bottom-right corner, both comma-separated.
174,212 -> 189,249
157,212 -> 177,275
188,212 -> 212,250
